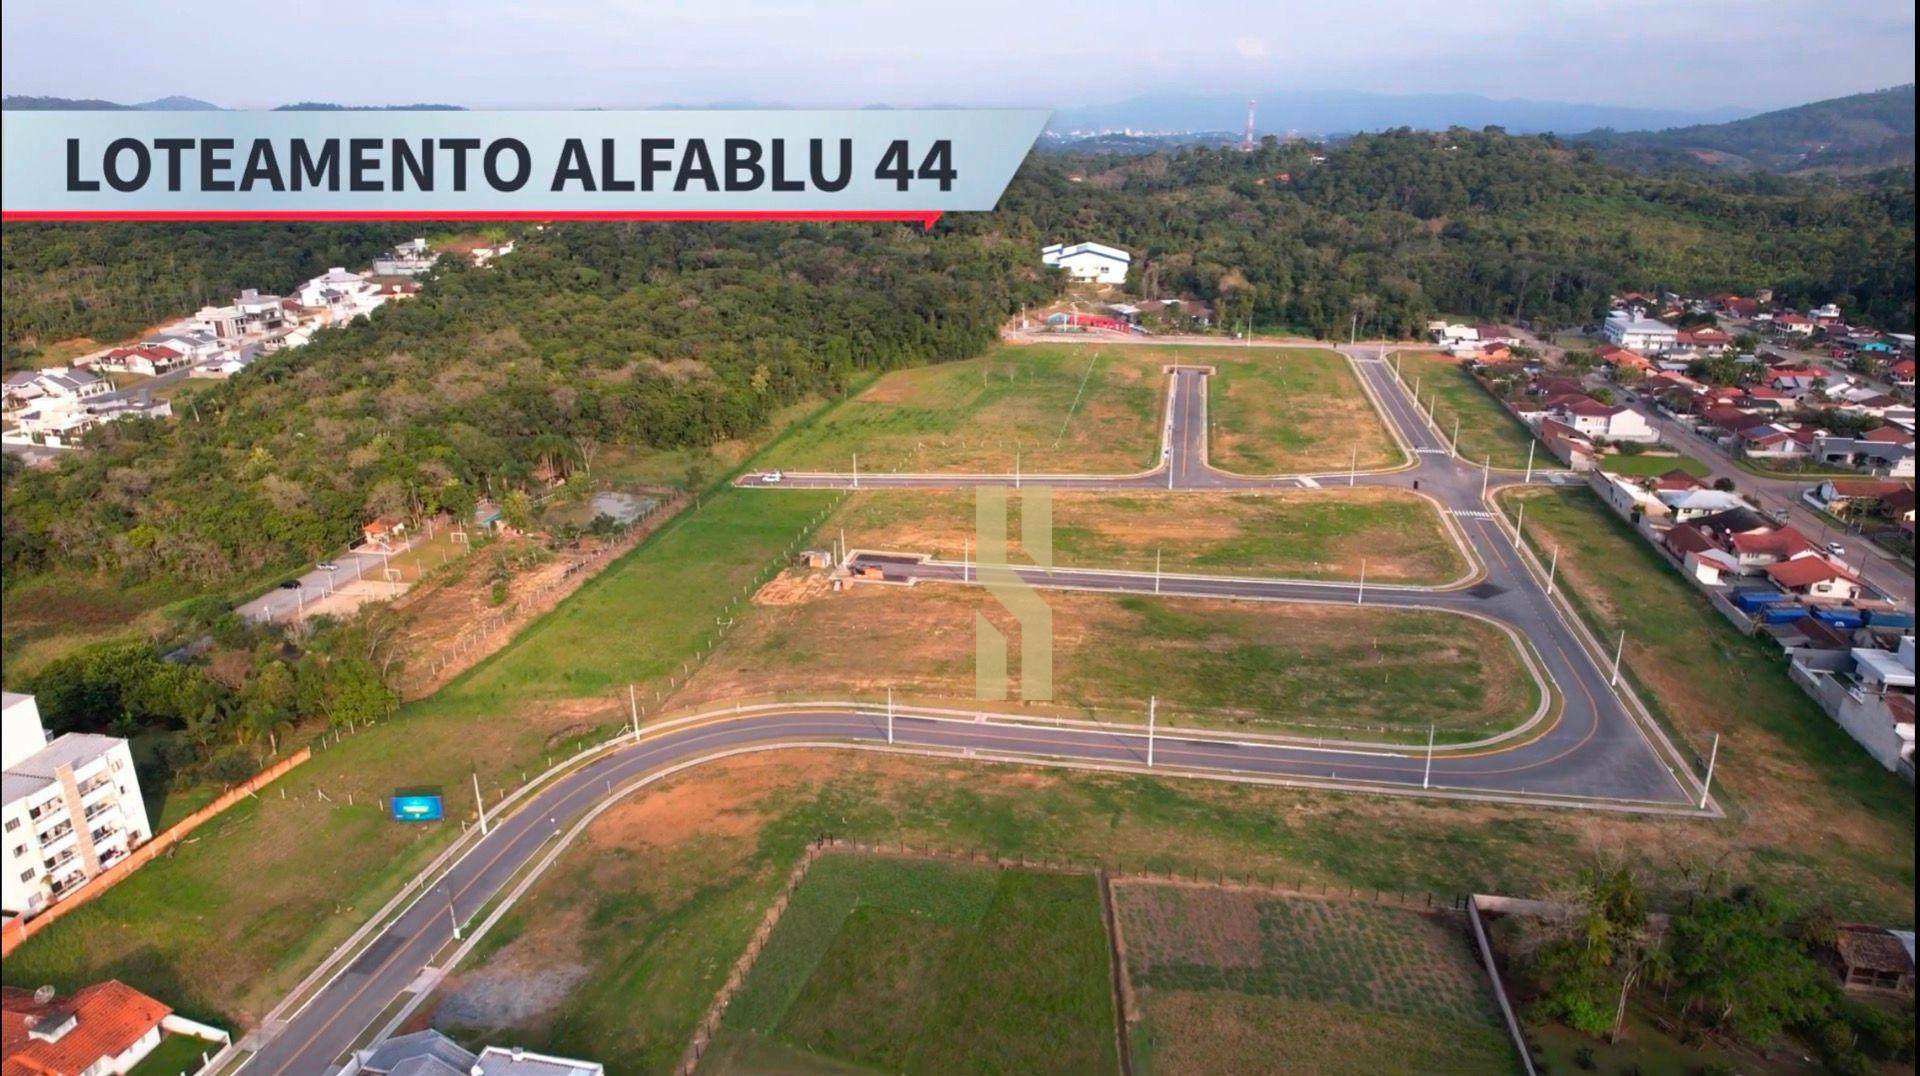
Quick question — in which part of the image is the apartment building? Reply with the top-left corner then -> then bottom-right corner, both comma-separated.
1,692 -> 151,917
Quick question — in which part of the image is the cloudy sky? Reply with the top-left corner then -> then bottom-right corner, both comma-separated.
3,0 -> 1913,112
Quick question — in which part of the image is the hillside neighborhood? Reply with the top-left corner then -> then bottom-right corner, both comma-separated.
1,237 -> 514,454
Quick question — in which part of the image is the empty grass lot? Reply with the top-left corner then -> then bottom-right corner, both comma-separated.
1396,351 -> 1538,469
1498,486 -> 1914,912
1597,453 -> 1709,478
704,855 -> 1117,1074
1205,348 -> 1404,474
828,486 -> 1468,585
766,345 -> 1165,475
672,586 -> 1539,743
0,486 -> 837,1026
1117,883 -> 1520,1075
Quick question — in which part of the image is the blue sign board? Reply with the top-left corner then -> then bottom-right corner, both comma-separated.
390,792 -> 444,823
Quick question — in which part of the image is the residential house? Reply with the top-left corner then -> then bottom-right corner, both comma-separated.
471,240 -> 516,266
33,369 -> 110,403
1724,525 -> 1822,574
2,981 -> 187,1076
1763,556 -> 1863,601
1673,327 -> 1733,354
1657,488 -> 1752,522
372,237 -> 439,277
1774,312 -> 1816,335
1596,344 -> 1654,376
1737,423 -> 1817,461
350,1029 -> 602,1076
1811,427 -> 1916,478
1663,523 -> 1742,585
1536,417 -> 1596,470
1040,242 -> 1130,285
96,345 -> 186,377
2,692 -> 152,917
1650,467 -> 1705,493
1545,395 -> 1658,443
1810,478 -> 1913,516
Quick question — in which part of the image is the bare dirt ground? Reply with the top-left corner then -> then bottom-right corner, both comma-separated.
392,493 -> 687,699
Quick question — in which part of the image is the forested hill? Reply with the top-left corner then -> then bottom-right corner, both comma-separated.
996,129 -> 1914,336
1577,84 -> 1915,174
1,224 -> 1051,586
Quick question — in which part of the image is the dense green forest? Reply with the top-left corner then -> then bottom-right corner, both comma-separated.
1000,129 -> 1915,337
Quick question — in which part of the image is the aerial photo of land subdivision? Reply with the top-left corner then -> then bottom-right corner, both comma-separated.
2,2 -> 1915,1073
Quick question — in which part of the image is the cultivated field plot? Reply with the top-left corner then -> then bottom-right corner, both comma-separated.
673,584 -> 1539,743
767,345 -> 1165,475
832,486 -> 1467,584
1205,347 -> 1403,474
704,854 -> 1118,1074
1396,351 -> 1538,469
1116,883 -> 1521,1075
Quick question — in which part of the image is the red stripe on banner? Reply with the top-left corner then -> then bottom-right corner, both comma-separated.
1,209 -> 944,230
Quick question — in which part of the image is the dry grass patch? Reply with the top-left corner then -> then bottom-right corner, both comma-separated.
1207,348 -> 1403,474
832,486 -> 1467,584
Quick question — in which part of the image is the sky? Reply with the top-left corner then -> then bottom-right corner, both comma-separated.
2,0 -> 1913,113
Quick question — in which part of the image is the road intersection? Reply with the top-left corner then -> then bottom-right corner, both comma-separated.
238,341 -> 1717,1076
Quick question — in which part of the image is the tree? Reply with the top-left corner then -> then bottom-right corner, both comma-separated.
1668,888 -> 1837,1045
501,488 -> 535,533
1519,865 -> 1664,1041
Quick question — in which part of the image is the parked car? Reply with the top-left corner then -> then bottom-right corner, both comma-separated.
278,579 -> 301,590
317,561 -> 339,571
763,470 -> 784,484
1826,541 -> 1847,557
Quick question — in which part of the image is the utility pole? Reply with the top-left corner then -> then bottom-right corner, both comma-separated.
1349,444 -> 1357,487
1546,546 -> 1559,596
1451,416 -> 1461,458
963,537 -> 971,583
448,899 -> 462,941
852,451 -> 859,490
1146,695 -> 1157,768
1423,723 -> 1436,789
887,687 -> 895,745
629,684 -> 640,738
1513,502 -> 1525,548
1357,559 -> 1366,605
1155,548 -> 1162,594
1610,630 -> 1627,687
1524,440 -> 1536,483
472,772 -> 490,836
1481,455 -> 1491,497
1015,449 -> 1021,489
1698,733 -> 1720,810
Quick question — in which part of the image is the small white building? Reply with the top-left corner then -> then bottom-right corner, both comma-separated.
2,692 -> 152,917
1041,241 -> 1131,285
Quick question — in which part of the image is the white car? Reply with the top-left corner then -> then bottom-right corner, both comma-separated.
763,471 -> 784,484
317,561 -> 339,571
1826,542 -> 1846,558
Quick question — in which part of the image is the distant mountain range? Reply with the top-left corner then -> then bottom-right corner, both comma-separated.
1046,89 -> 1754,138
1576,84 -> 1914,174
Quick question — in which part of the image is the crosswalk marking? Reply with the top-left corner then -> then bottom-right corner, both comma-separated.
1451,510 -> 1495,519
1414,447 -> 1450,455
1297,476 -> 1321,489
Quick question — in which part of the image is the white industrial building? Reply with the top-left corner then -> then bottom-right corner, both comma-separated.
2,692 -> 151,917
1041,241 -> 1132,285
1602,310 -> 1679,353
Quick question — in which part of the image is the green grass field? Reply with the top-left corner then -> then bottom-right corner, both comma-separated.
1499,486 -> 1913,908
1118,884 -> 1520,1075
1396,351 -> 1538,469
1206,348 -> 1404,474
828,486 -> 1467,585
766,345 -> 1165,475
707,855 -> 1117,1074
124,1033 -> 225,1076
0,485 -> 836,1025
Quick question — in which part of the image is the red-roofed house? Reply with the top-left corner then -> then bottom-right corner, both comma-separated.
1738,423 -> 1817,461
95,345 -> 187,377
1774,313 -> 1815,334
1764,557 -> 1863,601
1596,344 -> 1653,374
2,981 -> 179,1076
1652,468 -> 1705,493
1675,328 -> 1733,353
1727,526 -> 1822,572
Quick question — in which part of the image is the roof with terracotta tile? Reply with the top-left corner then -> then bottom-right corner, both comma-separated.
2,981 -> 171,1076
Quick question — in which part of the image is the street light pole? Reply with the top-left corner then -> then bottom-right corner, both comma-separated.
1349,444 -> 1357,487
1610,630 -> 1627,687
472,772 -> 490,836
629,683 -> 640,738
1155,549 -> 1162,594
1698,733 -> 1720,810
1146,695 -> 1156,768
1547,546 -> 1559,596
887,687 -> 895,745
1423,723 -> 1435,789
1357,559 -> 1366,605
1524,440 -> 1536,483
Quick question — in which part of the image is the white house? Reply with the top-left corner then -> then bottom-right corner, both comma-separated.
1041,241 -> 1131,285
372,237 -> 440,276
1602,311 -> 1678,353
1,692 -> 152,917
33,368 -> 111,402
1656,488 -> 1752,521
1546,396 -> 1659,443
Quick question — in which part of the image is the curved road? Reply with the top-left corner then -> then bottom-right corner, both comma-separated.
241,342 -> 1710,1075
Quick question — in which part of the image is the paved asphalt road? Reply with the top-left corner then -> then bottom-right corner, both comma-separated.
242,342 -> 1708,1075
234,548 -> 402,624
